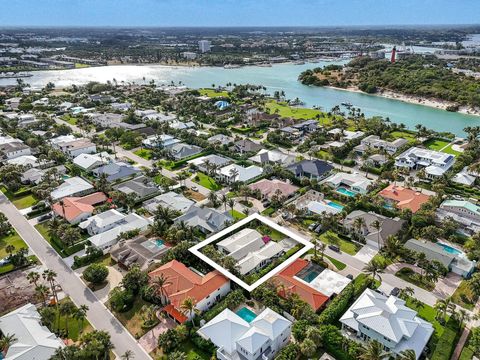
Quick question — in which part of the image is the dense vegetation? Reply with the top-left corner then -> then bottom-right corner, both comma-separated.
299,55 -> 480,108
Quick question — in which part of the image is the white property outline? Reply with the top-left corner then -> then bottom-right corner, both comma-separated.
189,213 -> 313,292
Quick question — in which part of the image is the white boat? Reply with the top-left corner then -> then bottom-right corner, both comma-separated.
224,64 -> 241,69
0,72 -> 33,79
258,63 -> 272,67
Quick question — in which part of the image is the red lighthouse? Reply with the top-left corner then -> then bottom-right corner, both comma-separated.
390,46 -> 396,63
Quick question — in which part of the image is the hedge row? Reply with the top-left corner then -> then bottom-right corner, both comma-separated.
318,282 -> 355,324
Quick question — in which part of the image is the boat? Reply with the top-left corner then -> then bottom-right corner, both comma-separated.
293,60 -> 305,65
258,63 -> 272,67
0,72 -> 33,79
341,102 -> 353,107
223,64 -> 241,69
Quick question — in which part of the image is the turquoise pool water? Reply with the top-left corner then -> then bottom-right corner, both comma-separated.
437,242 -> 462,256
141,238 -> 167,253
236,307 -> 257,322
336,187 -> 356,197
301,270 -> 321,283
327,201 -> 344,210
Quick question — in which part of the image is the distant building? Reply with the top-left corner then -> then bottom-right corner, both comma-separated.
437,199 -> 480,235
286,159 -> 333,180
198,40 -> 211,53
355,135 -> 408,155
182,51 -> 197,60
395,147 -> 455,178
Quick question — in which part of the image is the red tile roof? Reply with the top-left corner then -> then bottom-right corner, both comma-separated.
52,192 -> 107,222
248,179 -> 299,200
379,184 -> 431,213
274,258 -> 329,312
163,304 -> 188,324
148,260 -> 229,310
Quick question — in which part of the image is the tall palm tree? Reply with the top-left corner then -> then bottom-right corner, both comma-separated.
398,349 -> 416,360
27,271 -> 40,287
359,340 -> 390,360
221,194 -> 228,211
74,304 -> 89,334
180,297 -> 200,328
121,350 -> 135,360
150,274 -> 172,305
35,284 -> 50,307
59,299 -> 76,338
228,198 -> 235,214
371,219 -> 382,249
0,333 -> 17,354
42,269 -> 59,304
456,309 -> 471,328
363,260 -> 383,284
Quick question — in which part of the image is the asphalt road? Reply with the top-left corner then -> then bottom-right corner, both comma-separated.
0,193 -> 152,360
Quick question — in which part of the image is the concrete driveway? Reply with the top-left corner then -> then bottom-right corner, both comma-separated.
139,316 -> 177,353
353,245 -> 378,263
94,265 -> 124,303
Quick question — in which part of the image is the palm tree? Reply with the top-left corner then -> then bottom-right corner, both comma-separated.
398,349 -> 416,360
456,308 -> 471,328
27,271 -> 40,287
180,297 -> 199,328
398,286 -> 415,300
371,219 -> 382,249
35,284 -> 50,307
121,350 -> 135,360
228,198 -> 235,214
359,340 -> 390,360
42,269 -> 59,304
74,305 -> 89,334
59,299 -> 77,338
221,194 -> 228,211
5,244 -> 15,257
0,333 -> 17,354
150,274 -> 172,305
363,260 -> 384,284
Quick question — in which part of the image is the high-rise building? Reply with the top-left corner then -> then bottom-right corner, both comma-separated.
198,40 -> 211,53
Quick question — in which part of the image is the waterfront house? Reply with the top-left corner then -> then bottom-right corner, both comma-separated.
198,307 -> 292,360
340,289 -> 433,359
148,260 -> 230,323
354,135 -> 408,155
395,147 -> 455,178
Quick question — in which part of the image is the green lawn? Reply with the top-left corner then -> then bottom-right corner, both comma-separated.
372,253 -> 394,269
12,194 -> 38,209
424,138 -> 450,151
50,299 -> 93,341
395,267 -> 435,291
133,148 -> 153,160
319,231 -> 360,255
153,174 -> 177,187
34,223 -> 86,258
406,297 -> 461,360
452,280 -> 477,310
324,254 -> 346,270
111,296 -> 150,338
199,88 -> 229,98
390,130 -> 417,144
178,339 -> 212,360
441,143 -> 462,156
459,333 -> 475,360
255,225 -> 285,241
265,100 -> 331,124
230,209 -> 247,220
0,231 -> 27,258
61,115 -> 77,125
194,172 -> 222,191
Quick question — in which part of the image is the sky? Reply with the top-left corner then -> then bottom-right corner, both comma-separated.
1,0 -> 479,27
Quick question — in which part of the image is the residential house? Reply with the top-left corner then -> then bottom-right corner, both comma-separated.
378,184 -> 431,213
292,119 -> 318,133
217,164 -> 263,184
168,143 -> 203,160
7,154 -> 38,168
207,134 -> 233,146
198,307 -> 292,360
113,176 -> 160,201
21,165 -> 66,185
343,210 -> 405,248
144,191 -> 194,214
286,159 -> 333,180
231,139 -> 263,155
142,134 -> 181,149
328,128 -> 365,141
0,141 -> 31,160
17,114 -> 39,127
174,206 -> 232,234
52,192 -> 107,224
148,260 -> 230,323
395,147 -> 455,178
55,138 -> 97,158
325,172 -> 373,195
248,179 -> 299,200
279,126 -> 302,141
404,239 -> 476,278
188,154 -> 232,173
111,102 -> 132,111
92,161 -> 141,182
110,235 -> 169,269
436,199 -> 480,235
295,190 -> 344,216
79,209 -> 129,235
452,167 -> 477,186
87,213 -> 151,252
72,152 -> 113,171
340,289 -> 434,359
365,154 -> 388,167
249,149 -> 296,166
354,135 -> 408,155
0,303 -> 65,360
51,177 -> 94,200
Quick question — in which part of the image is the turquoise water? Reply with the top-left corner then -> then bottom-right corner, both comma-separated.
301,270 -> 321,283
327,201 -> 344,210
437,242 -> 462,256
141,238 -> 166,252
1,62 -> 479,136
336,187 -> 356,197
236,307 -> 257,322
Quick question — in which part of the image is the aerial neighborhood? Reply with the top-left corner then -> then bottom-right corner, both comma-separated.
1,49 -> 480,360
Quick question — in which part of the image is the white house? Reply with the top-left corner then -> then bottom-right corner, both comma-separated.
0,303 -> 65,360
340,289 -> 433,359
142,134 -> 181,149
198,307 -> 292,360
187,154 -> 232,173
395,147 -> 455,178
6,155 -> 38,168
88,112 -> 124,128
218,164 -> 263,184
354,135 -> 408,155
0,141 -> 31,160
249,149 -> 296,166
73,152 -> 113,171
325,172 -> 373,195
88,213 -> 151,251
79,209 -> 129,235
54,137 -> 97,158
437,199 -> 480,235
51,176 -> 94,200
143,191 -> 194,214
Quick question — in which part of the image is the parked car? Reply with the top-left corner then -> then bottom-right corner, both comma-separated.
308,223 -> 318,231
314,225 -> 323,233
346,274 -> 354,280
191,186 -> 198,191
390,287 -> 400,297
328,244 -> 340,252
37,213 -> 52,222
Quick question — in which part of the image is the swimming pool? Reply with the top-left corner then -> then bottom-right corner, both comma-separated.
141,238 -> 167,253
437,242 -> 463,256
236,307 -> 257,322
327,201 -> 344,210
301,270 -> 321,283
336,187 -> 356,197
